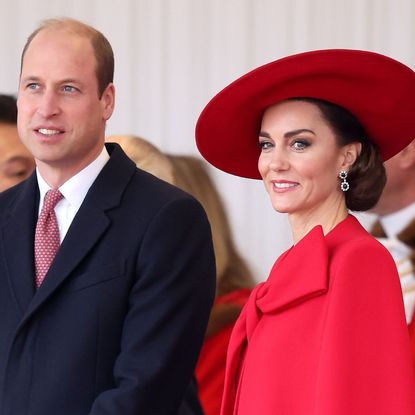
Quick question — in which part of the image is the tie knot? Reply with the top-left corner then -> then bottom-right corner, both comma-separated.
43,189 -> 63,212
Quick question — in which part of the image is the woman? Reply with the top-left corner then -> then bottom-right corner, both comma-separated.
167,155 -> 255,415
195,49 -> 415,414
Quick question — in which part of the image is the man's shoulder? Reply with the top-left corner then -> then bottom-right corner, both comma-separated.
106,167 -> 210,236
90,145 -> 207,220
127,167 -> 198,208
98,142 -> 191,200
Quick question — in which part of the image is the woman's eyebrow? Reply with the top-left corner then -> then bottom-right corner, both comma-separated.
259,129 -> 315,139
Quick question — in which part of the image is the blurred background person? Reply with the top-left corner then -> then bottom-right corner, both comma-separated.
167,155 -> 255,415
370,139 -> 415,372
106,134 -> 175,183
0,94 -> 35,191
106,135 -> 255,415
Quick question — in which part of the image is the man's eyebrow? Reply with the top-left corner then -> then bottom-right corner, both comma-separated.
20,76 -> 82,85
20,76 -> 41,83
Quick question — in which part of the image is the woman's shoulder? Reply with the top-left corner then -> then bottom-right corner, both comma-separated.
336,227 -> 392,260
325,216 -> 398,288
329,214 -> 393,260
326,219 -> 405,322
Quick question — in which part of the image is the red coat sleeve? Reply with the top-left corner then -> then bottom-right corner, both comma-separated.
315,239 -> 415,414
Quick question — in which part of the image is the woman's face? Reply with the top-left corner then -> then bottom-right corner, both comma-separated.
258,100 -> 352,217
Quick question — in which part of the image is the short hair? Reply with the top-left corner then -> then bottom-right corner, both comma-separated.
20,18 -> 114,98
0,94 -> 17,124
291,97 -> 386,211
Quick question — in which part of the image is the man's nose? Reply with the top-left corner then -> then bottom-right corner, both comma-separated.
36,90 -> 60,118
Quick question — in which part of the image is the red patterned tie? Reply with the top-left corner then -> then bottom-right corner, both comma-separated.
34,189 -> 63,288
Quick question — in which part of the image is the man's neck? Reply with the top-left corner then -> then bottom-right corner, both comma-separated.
35,146 -> 105,188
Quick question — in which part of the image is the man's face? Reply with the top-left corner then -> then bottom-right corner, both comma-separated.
17,29 -> 114,182
0,122 -> 35,191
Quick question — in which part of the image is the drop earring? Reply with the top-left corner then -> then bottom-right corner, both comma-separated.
339,170 -> 349,192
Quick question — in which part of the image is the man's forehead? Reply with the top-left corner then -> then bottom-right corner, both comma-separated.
25,28 -> 92,57
21,31 -> 97,80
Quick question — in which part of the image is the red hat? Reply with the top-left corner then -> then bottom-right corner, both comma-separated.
195,49 -> 415,179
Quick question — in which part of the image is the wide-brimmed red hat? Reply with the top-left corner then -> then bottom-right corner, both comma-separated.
195,49 -> 415,179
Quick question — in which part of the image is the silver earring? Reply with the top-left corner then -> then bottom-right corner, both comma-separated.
339,170 -> 349,192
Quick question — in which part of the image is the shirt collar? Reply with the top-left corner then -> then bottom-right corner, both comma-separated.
379,201 -> 415,238
36,146 -> 110,210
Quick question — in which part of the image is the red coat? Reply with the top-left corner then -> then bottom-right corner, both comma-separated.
221,215 -> 415,415
409,315 -> 415,375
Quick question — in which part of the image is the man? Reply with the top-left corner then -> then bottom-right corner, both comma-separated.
0,18 -> 215,415
0,94 -> 35,191
371,139 -> 415,371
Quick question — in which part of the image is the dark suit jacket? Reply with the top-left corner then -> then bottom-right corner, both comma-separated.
0,143 -> 216,415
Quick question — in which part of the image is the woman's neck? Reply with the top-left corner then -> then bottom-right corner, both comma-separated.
289,199 -> 349,244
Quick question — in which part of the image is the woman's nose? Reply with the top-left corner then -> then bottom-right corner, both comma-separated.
269,148 -> 289,171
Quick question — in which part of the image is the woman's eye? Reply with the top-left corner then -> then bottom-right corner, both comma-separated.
292,140 -> 309,150
258,140 -> 273,150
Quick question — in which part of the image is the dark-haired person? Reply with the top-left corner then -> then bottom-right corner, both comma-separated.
0,18 -> 215,415
370,139 -> 415,374
196,50 -> 415,414
0,94 -> 34,191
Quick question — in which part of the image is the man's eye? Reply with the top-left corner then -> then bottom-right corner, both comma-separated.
63,85 -> 77,92
27,83 -> 39,90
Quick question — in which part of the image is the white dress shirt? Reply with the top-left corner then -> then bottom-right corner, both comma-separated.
378,202 -> 415,323
380,202 -> 415,239
36,147 -> 110,243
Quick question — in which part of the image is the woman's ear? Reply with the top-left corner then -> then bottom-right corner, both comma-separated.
340,142 -> 362,170
399,139 -> 415,169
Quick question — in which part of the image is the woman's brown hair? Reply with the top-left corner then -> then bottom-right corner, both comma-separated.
292,98 -> 386,211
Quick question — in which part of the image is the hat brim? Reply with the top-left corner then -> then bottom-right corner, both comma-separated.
195,49 -> 415,179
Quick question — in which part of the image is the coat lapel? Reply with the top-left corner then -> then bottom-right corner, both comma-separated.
256,225 -> 329,315
18,144 -> 136,327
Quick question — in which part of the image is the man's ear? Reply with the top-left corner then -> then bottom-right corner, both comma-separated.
101,83 -> 115,121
